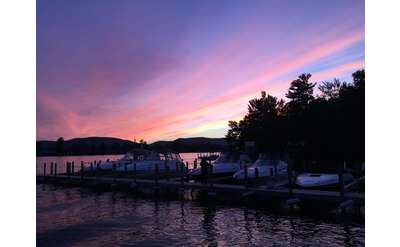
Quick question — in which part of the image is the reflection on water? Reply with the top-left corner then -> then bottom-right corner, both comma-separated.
37,184 -> 364,247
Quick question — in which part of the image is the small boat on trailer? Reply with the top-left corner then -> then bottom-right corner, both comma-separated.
233,154 -> 288,180
295,173 -> 354,189
189,153 -> 251,178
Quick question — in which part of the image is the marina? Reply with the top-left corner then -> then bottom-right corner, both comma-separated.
36,153 -> 365,216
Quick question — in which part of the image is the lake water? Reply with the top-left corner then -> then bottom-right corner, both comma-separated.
36,154 -> 364,246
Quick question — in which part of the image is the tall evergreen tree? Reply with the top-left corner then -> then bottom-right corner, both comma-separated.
285,73 -> 315,115
56,137 -> 64,156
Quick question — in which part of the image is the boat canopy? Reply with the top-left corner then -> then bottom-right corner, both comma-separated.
214,153 -> 240,163
120,149 -> 181,161
252,153 -> 284,167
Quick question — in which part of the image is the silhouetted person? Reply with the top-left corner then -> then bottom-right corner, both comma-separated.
200,157 -> 209,184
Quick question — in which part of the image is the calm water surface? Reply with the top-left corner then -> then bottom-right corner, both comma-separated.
37,184 -> 364,247
37,155 -> 364,246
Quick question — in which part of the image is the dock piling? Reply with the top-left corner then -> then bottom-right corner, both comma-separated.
43,163 -> 46,177
181,162 -> 184,187
55,163 -> 57,176
288,161 -> 293,196
339,162 -> 345,198
134,162 -> 137,183
209,163 -> 214,189
80,161 -> 84,179
50,162 -> 54,175
72,161 -> 75,174
165,160 -> 169,181
155,163 -> 159,186
244,163 -> 248,189
112,162 -> 116,181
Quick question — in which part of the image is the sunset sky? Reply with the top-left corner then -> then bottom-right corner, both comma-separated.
37,0 -> 364,143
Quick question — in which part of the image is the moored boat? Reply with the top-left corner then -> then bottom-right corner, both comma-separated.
295,173 -> 354,189
84,149 -> 184,172
189,153 -> 251,178
233,154 -> 288,180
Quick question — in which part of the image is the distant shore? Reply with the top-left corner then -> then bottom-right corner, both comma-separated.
36,136 -> 227,156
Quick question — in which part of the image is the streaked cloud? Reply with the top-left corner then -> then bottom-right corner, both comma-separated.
37,0 -> 364,142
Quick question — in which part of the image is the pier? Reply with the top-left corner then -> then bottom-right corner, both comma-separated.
36,162 -> 365,212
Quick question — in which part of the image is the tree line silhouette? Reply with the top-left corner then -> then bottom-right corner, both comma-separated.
226,69 -> 364,171
36,137 -> 148,156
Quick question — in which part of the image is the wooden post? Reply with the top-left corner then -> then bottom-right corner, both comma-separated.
50,162 -> 54,175
244,163 -> 248,189
155,163 -> 159,186
43,163 -> 46,177
80,161 -> 84,179
288,161 -> 293,196
255,167 -> 259,179
339,162 -> 345,198
112,162 -> 116,181
72,161 -> 75,174
194,159 -> 197,169
209,163 -> 213,189
269,167 -> 274,177
165,160 -> 169,181
54,162 -> 57,176
181,163 -> 185,187
185,162 -> 189,173
134,162 -> 137,183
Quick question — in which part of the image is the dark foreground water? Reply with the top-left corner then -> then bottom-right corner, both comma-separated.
37,184 -> 364,247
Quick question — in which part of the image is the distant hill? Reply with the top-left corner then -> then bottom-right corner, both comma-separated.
36,137 -> 144,156
36,136 -> 228,156
150,137 -> 227,153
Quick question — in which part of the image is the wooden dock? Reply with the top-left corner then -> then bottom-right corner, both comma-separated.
36,174 -> 364,205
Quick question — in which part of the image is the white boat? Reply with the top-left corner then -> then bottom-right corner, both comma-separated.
84,149 -> 184,172
233,154 -> 288,180
189,153 -> 251,177
295,173 -> 354,188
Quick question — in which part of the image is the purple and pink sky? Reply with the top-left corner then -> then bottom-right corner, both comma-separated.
37,0 -> 364,143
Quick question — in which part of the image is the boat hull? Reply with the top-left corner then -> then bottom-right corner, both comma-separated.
295,173 -> 354,189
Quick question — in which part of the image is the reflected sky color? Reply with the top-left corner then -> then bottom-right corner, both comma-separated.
37,0 -> 364,142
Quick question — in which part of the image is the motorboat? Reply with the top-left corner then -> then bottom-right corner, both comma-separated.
189,153 -> 251,178
295,173 -> 354,189
233,154 -> 288,180
84,149 -> 184,172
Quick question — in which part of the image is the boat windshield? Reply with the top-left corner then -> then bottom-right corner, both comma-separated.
120,150 -> 161,161
214,153 -> 239,163
252,158 -> 277,167
160,153 -> 182,161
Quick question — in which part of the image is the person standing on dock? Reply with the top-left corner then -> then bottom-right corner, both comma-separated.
200,157 -> 209,184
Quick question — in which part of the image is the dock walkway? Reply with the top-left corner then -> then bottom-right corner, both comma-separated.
36,174 -> 364,204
